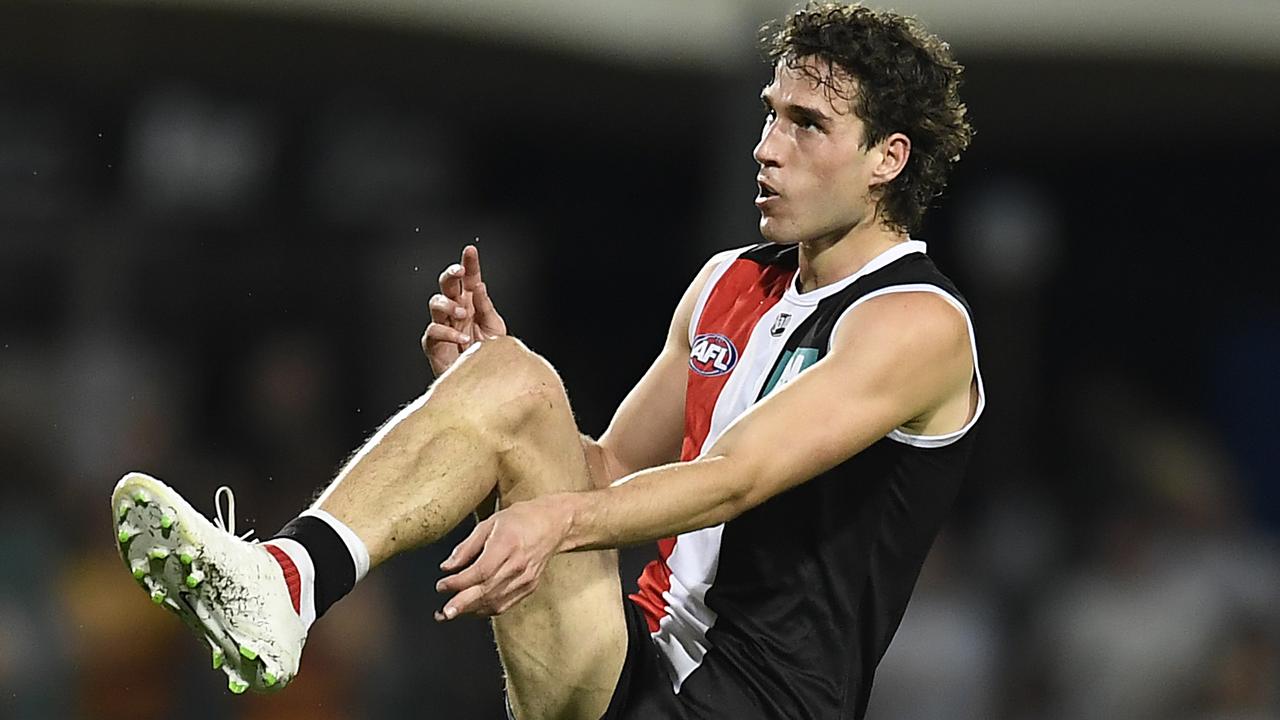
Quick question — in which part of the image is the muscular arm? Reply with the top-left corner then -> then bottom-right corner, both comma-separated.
579,255 -> 724,487
558,291 -> 975,551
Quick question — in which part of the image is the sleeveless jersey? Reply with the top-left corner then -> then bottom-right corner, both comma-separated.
626,239 -> 985,719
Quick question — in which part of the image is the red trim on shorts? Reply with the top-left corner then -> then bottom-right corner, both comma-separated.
264,543 -> 302,615
628,257 -> 794,633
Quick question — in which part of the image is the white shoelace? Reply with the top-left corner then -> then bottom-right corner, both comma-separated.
214,486 -> 257,541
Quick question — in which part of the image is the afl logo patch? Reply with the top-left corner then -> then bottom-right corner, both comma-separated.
689,333 -> 739,377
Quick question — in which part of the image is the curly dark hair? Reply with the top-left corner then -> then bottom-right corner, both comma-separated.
761,3 -> 974,234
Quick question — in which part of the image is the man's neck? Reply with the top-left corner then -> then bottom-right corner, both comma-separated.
795,220 -> 908,294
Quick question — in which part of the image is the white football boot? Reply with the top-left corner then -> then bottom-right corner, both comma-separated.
112,472 -> 306,694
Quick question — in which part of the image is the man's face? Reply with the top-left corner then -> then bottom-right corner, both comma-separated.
754,57 -> 882,245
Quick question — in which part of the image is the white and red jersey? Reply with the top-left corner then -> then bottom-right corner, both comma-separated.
625,240 -> 985,719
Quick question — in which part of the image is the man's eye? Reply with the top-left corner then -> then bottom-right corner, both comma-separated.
763,109 -> 777,122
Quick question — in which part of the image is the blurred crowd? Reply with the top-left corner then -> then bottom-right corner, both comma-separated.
2,3 -> 1278,719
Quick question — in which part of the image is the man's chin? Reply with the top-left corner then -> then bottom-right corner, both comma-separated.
758,218 -> 802,246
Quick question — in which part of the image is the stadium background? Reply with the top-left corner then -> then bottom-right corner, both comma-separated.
2,0 -> 1278,718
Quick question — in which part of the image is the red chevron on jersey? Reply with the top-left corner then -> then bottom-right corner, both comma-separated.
629,253 -> 794,633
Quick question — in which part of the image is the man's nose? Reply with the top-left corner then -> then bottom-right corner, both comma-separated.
753,122 -> 782,168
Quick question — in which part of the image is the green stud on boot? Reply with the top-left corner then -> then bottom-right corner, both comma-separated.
131,488 -> 150,505
263,672 -> 277,688
117,524 -> 139,544
131,560 -> 147,580
238,645 -> 258,661
228,678 -> 249,695
179,550 -> 195,565
160,513 -> 174,530
148,547 -> 170,560
212,647 -> 224,670
150,588 -> 166,604
185,571 -> 204,588
117,501 -> 131,520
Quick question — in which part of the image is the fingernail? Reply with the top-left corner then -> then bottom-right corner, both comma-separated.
435,581 -> 445,592
460,335 -> 471,344
454,307 -> 466,318
445,606 -> 458,620
451,264 -> 463,275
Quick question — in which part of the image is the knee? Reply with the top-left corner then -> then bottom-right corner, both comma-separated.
444,337 -> 564,427
473,336 -> 537,368
475,337 -> 559,395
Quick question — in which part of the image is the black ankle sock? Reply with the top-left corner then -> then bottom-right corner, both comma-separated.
272,516 -> 356,620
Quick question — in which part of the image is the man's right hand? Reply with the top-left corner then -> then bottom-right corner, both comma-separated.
422,244 -> 507,377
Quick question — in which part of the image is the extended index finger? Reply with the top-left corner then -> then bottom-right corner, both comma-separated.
461,244 -> 484,291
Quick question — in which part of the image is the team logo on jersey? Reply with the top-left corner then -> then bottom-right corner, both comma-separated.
689,333 -> 739,377
770,313 -> 791,337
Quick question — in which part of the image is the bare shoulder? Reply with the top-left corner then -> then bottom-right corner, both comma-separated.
839,290 -> 968,347
831,290 -> 973,391
851,287 -> 966,330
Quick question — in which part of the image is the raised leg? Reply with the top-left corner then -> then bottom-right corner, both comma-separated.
313,337 -> 627,719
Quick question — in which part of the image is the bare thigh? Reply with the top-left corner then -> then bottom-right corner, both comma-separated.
460,339 -> 629,720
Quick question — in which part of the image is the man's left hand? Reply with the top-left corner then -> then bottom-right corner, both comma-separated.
435,494 -> 572,621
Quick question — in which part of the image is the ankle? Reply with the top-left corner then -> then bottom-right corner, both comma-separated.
263,510 -> 370,629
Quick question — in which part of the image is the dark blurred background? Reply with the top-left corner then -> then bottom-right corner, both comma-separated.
2,1 -> 1278,718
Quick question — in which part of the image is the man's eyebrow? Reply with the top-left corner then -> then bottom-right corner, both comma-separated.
760,89 -> 831,123
792,104 -> 830,124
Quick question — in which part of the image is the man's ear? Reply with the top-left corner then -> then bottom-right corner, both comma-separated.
870,132 -> 911,188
